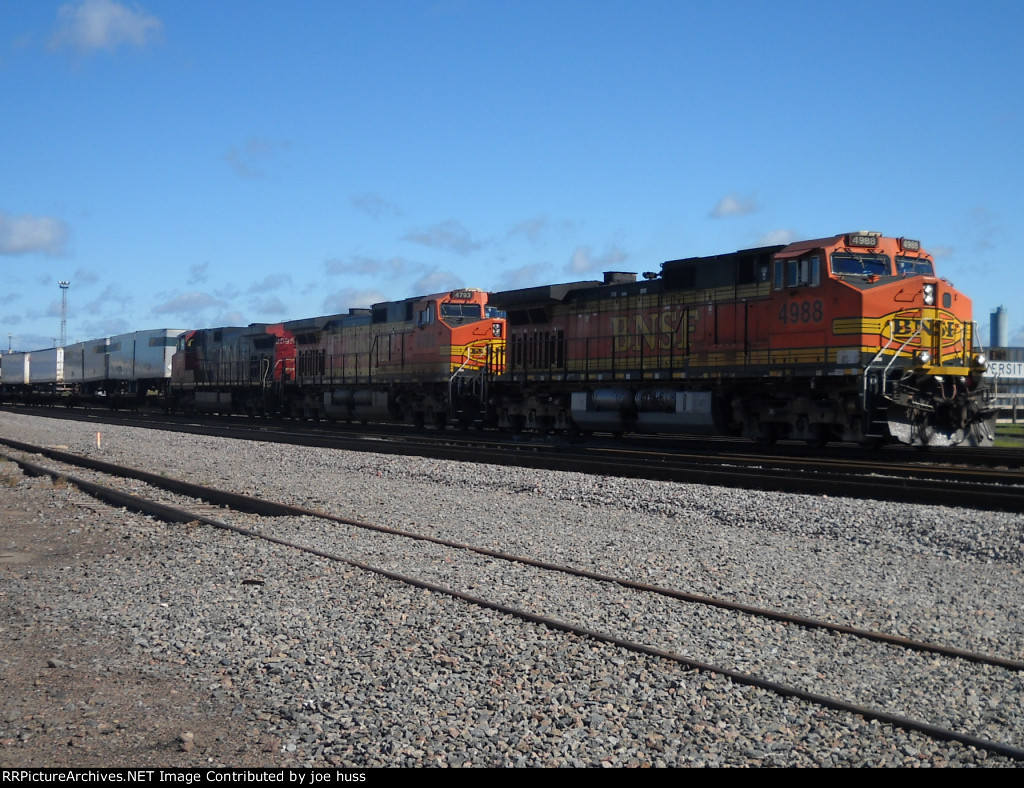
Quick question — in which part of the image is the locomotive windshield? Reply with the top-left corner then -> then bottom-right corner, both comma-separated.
896,256 -> 935,277
440,303 -> 483,326
830,253 -> 890,277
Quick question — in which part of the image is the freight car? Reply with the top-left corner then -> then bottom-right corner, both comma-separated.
66,328 -> 185,407
487,232 -> 995,447
0,347 -> 62,404
0,350 -> 37,402
0,329 -> 185,407
169,288 -> 506,427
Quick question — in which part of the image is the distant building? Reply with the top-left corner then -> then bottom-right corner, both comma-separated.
984,348 -> 1023,420
984,307 -> 1023,420
991,306 -> 1009,348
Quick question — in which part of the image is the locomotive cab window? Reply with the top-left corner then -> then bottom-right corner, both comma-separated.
774,256 -> 820,289
417,301 -> 436,326
440,303 -> 483,326
896,256 -> 935,277
830,253 -> 891,277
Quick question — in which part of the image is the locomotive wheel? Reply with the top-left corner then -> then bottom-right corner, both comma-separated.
752,422 -> 777,446
805,424 -> 829,448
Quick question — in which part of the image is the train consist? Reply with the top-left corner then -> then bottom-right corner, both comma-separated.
0,231 -> 997,447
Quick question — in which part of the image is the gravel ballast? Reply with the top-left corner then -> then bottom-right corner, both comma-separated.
1,411 -> 1022,767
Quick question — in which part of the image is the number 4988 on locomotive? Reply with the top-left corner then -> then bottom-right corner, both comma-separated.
490,231 -> 996,447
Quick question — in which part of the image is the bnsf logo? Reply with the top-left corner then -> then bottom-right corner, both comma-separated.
610,311 -> 687,352
881,310 -> 963,344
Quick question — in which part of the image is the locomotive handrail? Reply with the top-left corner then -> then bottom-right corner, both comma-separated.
448,344 -> 492,420
865,323 -> 898,373
861,318 -> 924,432
449,345 -> 487,382
968,320 -> 987,363
882,318 -> 924,379
861,322 -> 899,431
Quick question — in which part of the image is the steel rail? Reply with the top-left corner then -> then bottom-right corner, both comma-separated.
4,407 -> 1024,509
6,448 -> 1024,763
4,438 -> 1022,675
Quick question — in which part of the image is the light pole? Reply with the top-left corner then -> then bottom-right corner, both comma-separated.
59,280 -> 70,347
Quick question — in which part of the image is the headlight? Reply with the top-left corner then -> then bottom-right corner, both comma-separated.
923,283 -> 935,305
975,353 -> 987,368
918,350 -> 932,365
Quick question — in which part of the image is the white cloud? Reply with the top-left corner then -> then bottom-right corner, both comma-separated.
351,193 -> 403,220
325,255 -> 410,277
83,284 -> 132,317
505,216 -> 576,248
755,228 -> 799,247
72,267 -> 100,286
710,192 -> 759,218
0,212 -> 70,256
323,256 -> 462,297
213,283 -> 241,301
403,220 -> 482,255
152,291 -> 227,316
250,295 -> 288,315
44,299 -> 65,319
493,263 -> 552,291
566,244 -> 628,275
322,288 -> 389,313
50,0 -> 163,53
246,274 -> 292,294
188,262 -> 209,285
961,205 -> 999,252
412,269 -> 461,295
223,138 -> 290,179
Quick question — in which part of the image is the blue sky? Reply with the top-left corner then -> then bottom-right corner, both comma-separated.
2,0 -> 1023,350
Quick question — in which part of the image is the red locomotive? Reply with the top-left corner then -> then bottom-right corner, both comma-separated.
488,232 -> 995,447
170,288 -> 506,428
171,323 -> 294,416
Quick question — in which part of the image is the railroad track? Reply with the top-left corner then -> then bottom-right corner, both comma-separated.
4,406 -> 1024,512
4,439 -> 1023,763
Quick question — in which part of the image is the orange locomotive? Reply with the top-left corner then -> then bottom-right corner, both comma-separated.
170,288 -> 506,427
489,232 -> 995,447
282,287 -> 505,427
